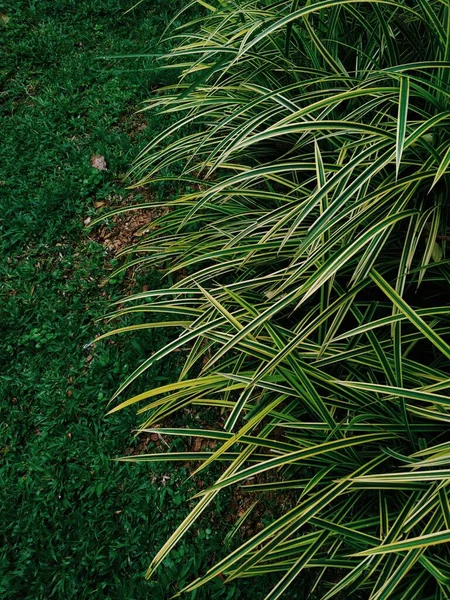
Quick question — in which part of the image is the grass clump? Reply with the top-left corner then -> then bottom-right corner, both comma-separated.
106,1 -> 450,598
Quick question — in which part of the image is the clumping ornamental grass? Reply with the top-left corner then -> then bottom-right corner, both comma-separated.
104,1 -> 450,598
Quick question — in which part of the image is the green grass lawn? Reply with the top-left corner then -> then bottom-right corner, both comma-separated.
0,2 -> 259,599
0,2 -> 188,598
0,3 -> 304,599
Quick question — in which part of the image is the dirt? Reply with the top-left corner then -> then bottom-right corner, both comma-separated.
124,111 -> 148,137
89,190 -> 167,255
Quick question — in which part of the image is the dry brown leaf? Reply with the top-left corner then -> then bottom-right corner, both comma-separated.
90,154 -> 107,171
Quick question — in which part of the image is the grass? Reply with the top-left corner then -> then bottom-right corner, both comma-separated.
0,2 -> 288,598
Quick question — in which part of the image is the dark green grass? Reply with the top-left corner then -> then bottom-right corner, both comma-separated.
0,2 -> 306,599
0,2 -> 195,598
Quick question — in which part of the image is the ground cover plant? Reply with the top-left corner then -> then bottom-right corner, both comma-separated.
105,0 -> 450,598
1,2 -> 280,598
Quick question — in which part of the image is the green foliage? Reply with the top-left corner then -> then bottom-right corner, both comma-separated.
107,1 -> 450,598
